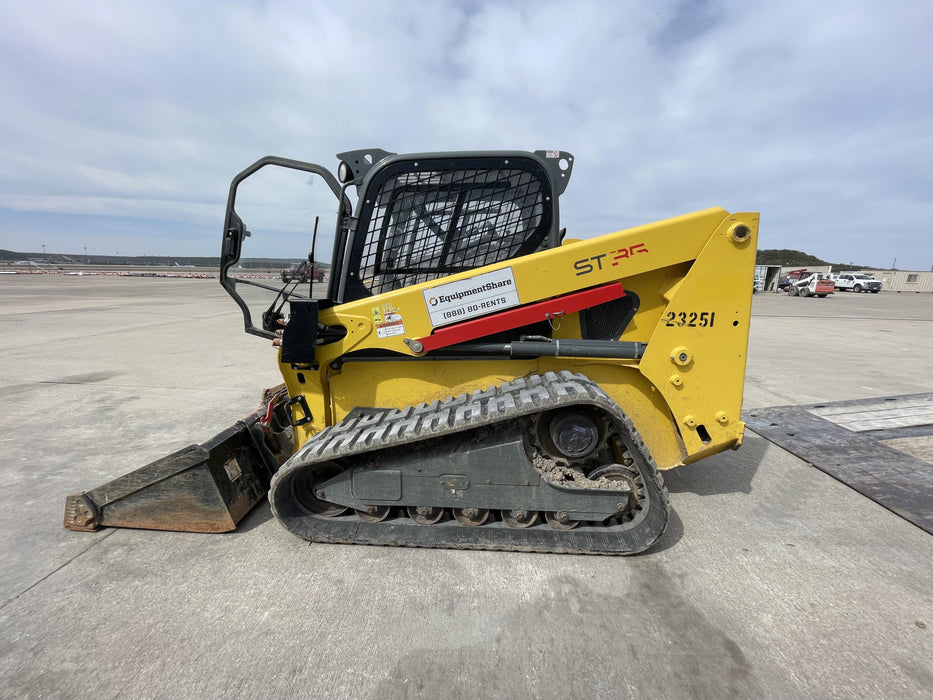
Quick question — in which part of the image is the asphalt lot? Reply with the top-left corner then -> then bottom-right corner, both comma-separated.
1,275 -> 931,699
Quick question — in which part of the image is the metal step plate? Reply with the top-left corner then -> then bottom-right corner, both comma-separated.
744,394 -> 933,534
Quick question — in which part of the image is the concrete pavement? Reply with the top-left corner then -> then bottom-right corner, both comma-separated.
0,276 -> 930,698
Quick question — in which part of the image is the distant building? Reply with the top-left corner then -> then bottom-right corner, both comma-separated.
860,269 -> 933,293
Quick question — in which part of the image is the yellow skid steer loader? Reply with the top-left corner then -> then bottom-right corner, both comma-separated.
65,149 -> 758,555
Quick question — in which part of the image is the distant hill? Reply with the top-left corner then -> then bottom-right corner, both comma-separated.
756,249 -> 877,270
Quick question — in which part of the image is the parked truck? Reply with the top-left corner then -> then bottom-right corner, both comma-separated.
833,272 -> 881,293
778,269 -> 809,290
282,261 -> 326,283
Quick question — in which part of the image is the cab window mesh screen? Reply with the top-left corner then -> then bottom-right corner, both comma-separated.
353,161 -> 551,297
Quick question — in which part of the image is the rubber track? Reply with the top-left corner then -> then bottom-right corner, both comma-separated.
269,371 -> 670,555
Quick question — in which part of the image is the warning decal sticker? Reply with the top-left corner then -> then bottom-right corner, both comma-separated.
373,303 -> 406,339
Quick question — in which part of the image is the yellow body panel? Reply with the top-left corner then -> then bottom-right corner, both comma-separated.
279,208 -> 758,471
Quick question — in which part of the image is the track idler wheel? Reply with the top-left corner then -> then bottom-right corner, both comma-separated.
545,511 -> 580,530
356,505 -> 391,522
501,509 -> 539,528
589,463 -> 640,519
292,461 -> 348,517
452,508 -> 490,526
407,506 -> 445,525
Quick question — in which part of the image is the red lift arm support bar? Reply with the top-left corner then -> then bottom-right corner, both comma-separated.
417,283 -> 626,352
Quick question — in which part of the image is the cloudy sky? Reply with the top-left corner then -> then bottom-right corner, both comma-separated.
1,0 -> 930,269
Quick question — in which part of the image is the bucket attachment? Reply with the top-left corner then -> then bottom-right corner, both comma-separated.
64,389 -> 293,533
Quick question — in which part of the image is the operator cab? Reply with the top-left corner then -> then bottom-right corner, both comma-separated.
220,149 -> 574,343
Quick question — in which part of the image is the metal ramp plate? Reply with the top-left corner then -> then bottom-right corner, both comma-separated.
744,394 -> 933,534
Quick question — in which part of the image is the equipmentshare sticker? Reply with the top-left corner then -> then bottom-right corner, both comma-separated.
423,267 -> 520,327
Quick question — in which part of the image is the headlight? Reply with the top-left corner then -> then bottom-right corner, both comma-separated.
338,161 -> 354,184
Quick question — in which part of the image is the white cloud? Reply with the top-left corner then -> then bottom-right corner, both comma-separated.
0,0 -> 930,267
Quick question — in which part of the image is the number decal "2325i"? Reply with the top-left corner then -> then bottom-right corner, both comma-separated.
665,311 -> 716,327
